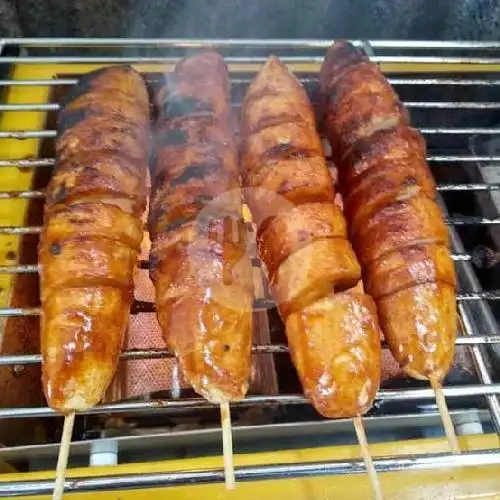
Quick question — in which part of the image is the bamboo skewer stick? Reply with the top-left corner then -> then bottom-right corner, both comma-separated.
53,412 -> 75,500
430,377 -> 460,454
353,415 -> 382,500
220,402 -> 236,490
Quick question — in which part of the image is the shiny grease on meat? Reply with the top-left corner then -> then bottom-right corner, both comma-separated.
240,56 -> 381,418
149,53 -> 253,403
40,66 -> 150,413
319,41 -> 457,382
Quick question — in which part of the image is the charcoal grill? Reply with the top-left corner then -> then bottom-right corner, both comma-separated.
1,38 -> 500,498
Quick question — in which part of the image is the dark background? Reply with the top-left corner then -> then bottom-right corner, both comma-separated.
1,0 -> 500,40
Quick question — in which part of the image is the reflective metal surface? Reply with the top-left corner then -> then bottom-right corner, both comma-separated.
1,449 -> 500,497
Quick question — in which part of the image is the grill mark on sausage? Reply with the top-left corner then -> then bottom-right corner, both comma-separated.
262,144 -> 315,161
66,216 -> 96,225
48,182 -> 138,209
249,113 -> 310,136
375,278 -> 455,301
170,162 -> 221,187
161,214 -> 198,233
243,88 -> 281,107
60,67 -> 111,107
57,108 -> 91,134
55,153 -> 144,181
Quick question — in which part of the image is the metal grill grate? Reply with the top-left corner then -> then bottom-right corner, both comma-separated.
1,38 -> 500,495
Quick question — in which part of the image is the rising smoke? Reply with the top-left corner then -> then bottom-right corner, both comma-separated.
4,0 -> 500,40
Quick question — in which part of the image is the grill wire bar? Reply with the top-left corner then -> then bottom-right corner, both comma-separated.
2,155 -> 500,169
2,216 -> 500,235
2,38 -> 500,494
1,291 -> 500,318
2,384 -> 500,420
4,127 -> 500,139
1,449 -> 500,498
3,183 -> 500,201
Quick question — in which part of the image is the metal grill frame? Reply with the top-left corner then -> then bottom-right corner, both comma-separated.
1,38 -> 500,496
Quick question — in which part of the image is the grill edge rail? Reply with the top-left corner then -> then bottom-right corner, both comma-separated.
1,449 -> 500,497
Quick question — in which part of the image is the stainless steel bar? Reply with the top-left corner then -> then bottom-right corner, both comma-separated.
0,103 -> 58,111
0,130 -> 55,139
0,56 -> 317,64
0,410 -> 489,461
0,190 -> 44,199
374,56 -> 500,64
437,184 -> 500,192
427,155 -> 500,162
0,252 -> 473,274
0,79 -> 77,86
2,216 -> 498,235
2,291 -> 500,317
0,264 -> 38,273
0,158 -> 54,168
0,227 -> 42,235
0,307 -> 41,317
6,127 -> 500,141
3,38 -> 500,49
456,292 -> 500,300
2,384 -> 500,419
388,78 -> 500,86
439,193 -> 500,433
1,335 -> 499,367
444,216 -> 500,225
1,449 -> 500,497
457,335 -> 500,345
421,128 -> 500,135
0,344 -> 290,366
452,254 -> 472,261
3,55 -> 500,65
0,156 -> 498,168
4,185 -> 498,200
3,77 -> 500,88
460,302 -> 500,434
406,102 -> 500,109
255,292 -> 500,306
9,101 -> 500,112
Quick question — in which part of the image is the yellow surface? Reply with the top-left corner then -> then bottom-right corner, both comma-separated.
1,434 -> 500,500
1,60 -> 500,498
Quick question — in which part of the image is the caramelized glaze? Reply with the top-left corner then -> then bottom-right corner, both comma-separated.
240,56 -> 381,418
40,66 -> 149,412
320,41 -> 457,382
149,52 -> 253,403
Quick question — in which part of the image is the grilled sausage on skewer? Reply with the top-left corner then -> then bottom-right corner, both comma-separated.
149,52 -> 253,403
319,41 -> 457,382
40,66 -> 150,413
240,56 -> 381,418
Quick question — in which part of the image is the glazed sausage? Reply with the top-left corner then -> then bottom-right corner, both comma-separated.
149,52 -> 253,404
319,41 -> 457,382
240,56 -> 381,418
40,66 -> 149,413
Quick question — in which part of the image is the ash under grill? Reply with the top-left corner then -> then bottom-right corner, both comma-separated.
0,38 -> 500,495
